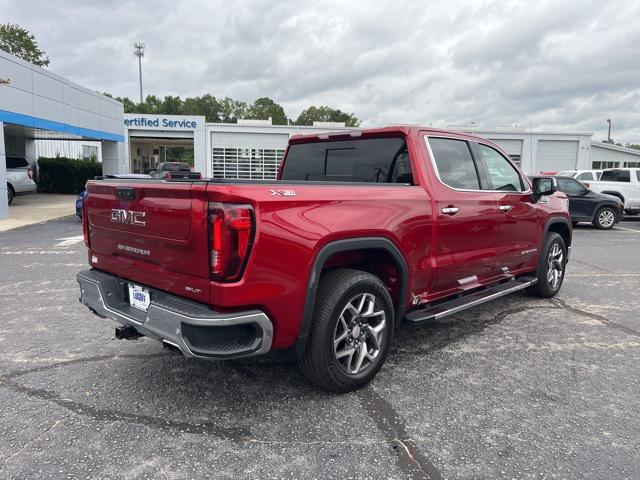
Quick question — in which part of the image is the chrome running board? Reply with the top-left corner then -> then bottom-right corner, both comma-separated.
404,276 -> 537,325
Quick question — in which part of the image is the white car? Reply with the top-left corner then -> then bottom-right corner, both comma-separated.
556,169 -> 603,182
6,156 -> 37,204
589,168 -> 640,214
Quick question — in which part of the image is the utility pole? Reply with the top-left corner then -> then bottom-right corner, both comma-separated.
133,42 -> 145,104
606,119 -> 612,143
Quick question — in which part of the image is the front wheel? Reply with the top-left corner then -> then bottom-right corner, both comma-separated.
593,207 -> 616,230
300,269 -> 394,393
527,232 -> 566,298
7,186 -> 14,205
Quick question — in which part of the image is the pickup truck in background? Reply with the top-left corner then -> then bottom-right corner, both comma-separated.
150,161 -> 202,180
77,126 -> 571,392
589,168 -> 640,215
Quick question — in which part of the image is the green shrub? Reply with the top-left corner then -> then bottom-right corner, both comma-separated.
37,157 -> 103,194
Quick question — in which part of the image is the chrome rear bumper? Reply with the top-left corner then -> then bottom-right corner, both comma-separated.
77,269 -> 273,359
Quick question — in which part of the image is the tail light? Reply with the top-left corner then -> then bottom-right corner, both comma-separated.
82,194 -> 90,248
27,168 -> 33,180
209,203 -> 255,281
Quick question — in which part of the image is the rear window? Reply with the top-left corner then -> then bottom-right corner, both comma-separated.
281,137 -> 412,183
161,163 -> 190,171
6,157 -> 29,169
600,170 -> 630,182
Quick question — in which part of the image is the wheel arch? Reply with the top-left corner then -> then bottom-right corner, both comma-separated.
601,191 -> 625,205
543,217 -> 572,251
294,237 -> 409,358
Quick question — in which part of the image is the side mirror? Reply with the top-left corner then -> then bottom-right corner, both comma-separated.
532,177 -> 556,197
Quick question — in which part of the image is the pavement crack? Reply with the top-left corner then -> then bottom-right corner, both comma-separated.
552,298 -> 640,338
0,352 -> 251,442
1,378 -> 251,442
358,388 -> 443,480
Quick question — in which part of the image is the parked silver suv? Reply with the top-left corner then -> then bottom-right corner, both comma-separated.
6,156 -> 37,204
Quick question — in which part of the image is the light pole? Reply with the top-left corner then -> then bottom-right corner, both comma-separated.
133,41 -> 145,104
606,118 -> 612,143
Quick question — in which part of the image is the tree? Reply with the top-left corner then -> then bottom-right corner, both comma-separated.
625,144 -> 640,151
246,97 -> 288,125
0,23 -> 49,66
182,94 -> 223,122
219,97 -> 248,123
295,106 -> 360,127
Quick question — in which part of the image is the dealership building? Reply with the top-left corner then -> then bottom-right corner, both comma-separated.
3,47 -> 640,220
0,49 -> 124,219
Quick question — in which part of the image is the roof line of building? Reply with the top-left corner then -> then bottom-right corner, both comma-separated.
592,140 -> 640,157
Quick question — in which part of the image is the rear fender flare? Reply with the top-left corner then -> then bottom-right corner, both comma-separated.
294,237 -> 409,358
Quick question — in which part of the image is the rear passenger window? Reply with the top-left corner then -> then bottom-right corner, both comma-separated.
281,137 -> 412,183
601,170 -> 631,182
428,138 -> 480,190
576,172 -> 593,181
557,178 -> 585,195
6,157 -> 29,169
477,144 -> 524,192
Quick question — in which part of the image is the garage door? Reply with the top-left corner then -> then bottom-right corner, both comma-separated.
211,132 -> 289,179
489,139 -> 523,164
490,139 -> 523,156
536,140 -> 578,172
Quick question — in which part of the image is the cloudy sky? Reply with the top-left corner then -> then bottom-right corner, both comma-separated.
3,0 -> 639,143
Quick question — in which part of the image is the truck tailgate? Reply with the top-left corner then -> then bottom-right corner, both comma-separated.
85,180 -> 210,303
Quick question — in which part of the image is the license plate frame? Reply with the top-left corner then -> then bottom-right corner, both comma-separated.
128,283 -> 151,312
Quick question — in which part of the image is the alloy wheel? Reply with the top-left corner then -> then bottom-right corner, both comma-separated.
333,293 -> 387,375
547,242 -> 564,289
598,209 -> 615,228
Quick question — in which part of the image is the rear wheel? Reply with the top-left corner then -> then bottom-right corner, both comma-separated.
526,232 -> 566,298
7,185 -> 14,205
300,269 -> 394,393
593,207 -> 616,230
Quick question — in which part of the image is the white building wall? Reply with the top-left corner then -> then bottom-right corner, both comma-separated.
33,140 -> 103,161
466,130 -> 592,174
0,122 -> 7,219
591,142 -> 640,168
0,50 -> 123,140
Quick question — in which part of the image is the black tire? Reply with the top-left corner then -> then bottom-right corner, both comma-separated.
7,185 -> 14,205
300,268 -> 394,393
593,206 -> 616,230
526,232 -> 566,298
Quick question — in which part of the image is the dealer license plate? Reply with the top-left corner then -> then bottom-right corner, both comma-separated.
128,284 -> 150,311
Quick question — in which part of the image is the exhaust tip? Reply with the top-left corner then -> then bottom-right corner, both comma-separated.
162,340 -> 184,355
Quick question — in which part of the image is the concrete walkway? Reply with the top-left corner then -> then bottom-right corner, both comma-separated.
0,193 -> 77,232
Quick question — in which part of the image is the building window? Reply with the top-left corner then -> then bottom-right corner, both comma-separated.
212,148 -> 285,179
624,161 -> 640,168
82,145 -> 98,161
508,154 -> 521,165
592,161 -> 618,169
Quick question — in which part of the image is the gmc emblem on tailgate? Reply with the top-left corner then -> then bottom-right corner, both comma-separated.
111,209 -> 146,226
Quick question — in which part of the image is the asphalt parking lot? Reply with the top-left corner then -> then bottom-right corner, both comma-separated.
1,217 -> 639,479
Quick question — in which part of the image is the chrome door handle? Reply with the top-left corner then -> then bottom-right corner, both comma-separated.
499,205 -> 512,212
441,206 -> 460,215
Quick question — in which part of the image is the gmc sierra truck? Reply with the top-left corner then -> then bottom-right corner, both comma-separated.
77,126 -> 571,392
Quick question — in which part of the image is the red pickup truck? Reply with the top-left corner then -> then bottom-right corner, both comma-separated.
77,126 -> 571,392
